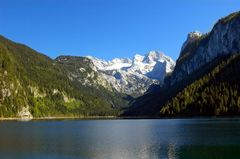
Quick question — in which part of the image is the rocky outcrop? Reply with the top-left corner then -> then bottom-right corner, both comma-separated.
181,31 -> 202,52
17,107 -> 33,120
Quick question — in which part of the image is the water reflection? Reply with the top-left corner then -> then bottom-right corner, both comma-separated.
168,143 -> 177,159
0,119 -> 239,159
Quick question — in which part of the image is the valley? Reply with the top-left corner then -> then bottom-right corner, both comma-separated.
1,11 -> 240,118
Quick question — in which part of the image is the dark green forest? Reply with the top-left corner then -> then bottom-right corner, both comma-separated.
161,54 -> 240,116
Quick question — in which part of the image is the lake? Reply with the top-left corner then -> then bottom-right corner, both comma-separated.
0,118 -> 239,159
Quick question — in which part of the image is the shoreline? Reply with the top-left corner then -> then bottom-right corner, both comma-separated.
0,116 -> 119,121
0,116 -> 240,121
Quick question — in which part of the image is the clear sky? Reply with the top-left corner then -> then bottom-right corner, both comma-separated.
1,0 -> 240,60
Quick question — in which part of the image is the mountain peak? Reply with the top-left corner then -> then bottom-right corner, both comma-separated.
88,51 -> 175,82
144,51 -> 163,62
181,31 -> 203,52
188,31 -> 202,38
133,54 -> 144,63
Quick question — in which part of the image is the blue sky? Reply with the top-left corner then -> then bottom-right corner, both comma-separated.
1,0 -> 240,60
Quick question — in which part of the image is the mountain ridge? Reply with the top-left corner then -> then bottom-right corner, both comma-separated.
125,11 -> 240,117
86,51 -> 175,96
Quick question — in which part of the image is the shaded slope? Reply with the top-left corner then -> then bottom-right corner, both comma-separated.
161,54 -> 240,116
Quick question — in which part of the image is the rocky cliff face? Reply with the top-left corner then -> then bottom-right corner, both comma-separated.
168,11 -> 240,85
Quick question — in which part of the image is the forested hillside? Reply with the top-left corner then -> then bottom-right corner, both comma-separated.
0,35 -> 128,117
161,54 -> 240,116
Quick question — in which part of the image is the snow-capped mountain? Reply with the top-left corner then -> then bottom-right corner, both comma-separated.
87,51 -> 175,96
129,51 -> 175,80
86,56 -> 132,71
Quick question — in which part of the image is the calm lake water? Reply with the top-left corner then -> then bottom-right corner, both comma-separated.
0,118 -> 240,159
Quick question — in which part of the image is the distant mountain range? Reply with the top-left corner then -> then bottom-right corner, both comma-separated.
55,51 -> 175,97
86,51 -> 175,96
1,11 -> 240,118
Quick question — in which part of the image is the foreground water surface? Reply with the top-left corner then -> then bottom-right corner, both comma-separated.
0,118 -> 239,159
